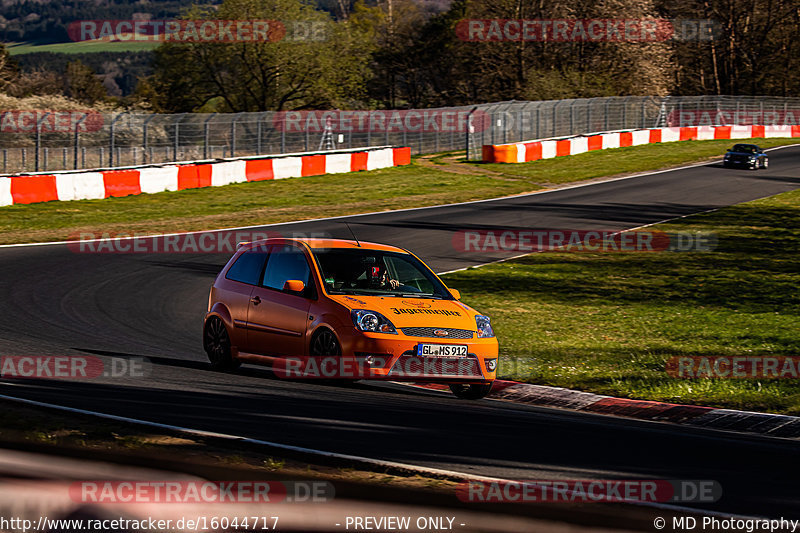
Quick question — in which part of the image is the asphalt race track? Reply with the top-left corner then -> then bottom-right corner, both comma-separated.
1,147 -> 800,519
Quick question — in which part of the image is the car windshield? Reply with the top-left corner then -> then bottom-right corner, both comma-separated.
312,248 -> 451,299
732,144 -> 758,153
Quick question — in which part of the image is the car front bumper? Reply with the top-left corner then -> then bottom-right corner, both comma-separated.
335,327 -> 499,383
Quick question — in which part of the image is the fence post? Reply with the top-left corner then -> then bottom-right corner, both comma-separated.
203,114 -> 216,159
73,113 -> 87,170
465,107 -> 477,161
174,115 -> 181,161
109,114 -> 115,167
142,115 -> 156,163
109,113 -> 127,167
35,112 -> 50,172
257,113 -> 267,154
641,100 -> 647,128
569,103 -> 574,134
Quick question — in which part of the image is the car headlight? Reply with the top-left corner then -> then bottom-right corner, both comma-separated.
749,156 -> 757,161
351,310 -> 397,334
475,315 -> 495,338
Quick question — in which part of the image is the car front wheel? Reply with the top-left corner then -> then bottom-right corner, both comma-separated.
450,382 -> 494,400
310,328 -> 341,357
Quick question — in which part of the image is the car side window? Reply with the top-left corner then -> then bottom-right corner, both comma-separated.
225,250 -> 269,285
262,245 -> 312,295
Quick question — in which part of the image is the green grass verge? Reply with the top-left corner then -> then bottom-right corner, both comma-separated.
0,138 -> 796,245
442,188 -> 800,415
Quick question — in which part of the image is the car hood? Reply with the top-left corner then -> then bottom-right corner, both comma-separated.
328,294 -> 479,329
726,151 -> 758,156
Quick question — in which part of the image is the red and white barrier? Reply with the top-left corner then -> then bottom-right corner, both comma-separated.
0,147 -> 412,207
482,124 -> 800,163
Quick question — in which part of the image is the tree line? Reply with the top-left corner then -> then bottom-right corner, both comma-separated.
2,0 -> 799,111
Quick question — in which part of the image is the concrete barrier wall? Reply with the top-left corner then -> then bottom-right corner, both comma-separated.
0,147 -> 412,207
482,126 -> 800,163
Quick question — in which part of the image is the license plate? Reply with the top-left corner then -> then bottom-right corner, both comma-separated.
416,344 -> 468,358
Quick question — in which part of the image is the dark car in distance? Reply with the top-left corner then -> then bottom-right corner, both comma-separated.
723,144 -> 769,170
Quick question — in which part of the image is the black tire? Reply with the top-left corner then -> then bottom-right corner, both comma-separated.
449,382 -> 494,400
310,328 -> 341,357
308,329 -> 351,382
204,317 -> 240,371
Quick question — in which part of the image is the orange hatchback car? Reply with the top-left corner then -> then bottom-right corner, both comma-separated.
203,238 -> 499,399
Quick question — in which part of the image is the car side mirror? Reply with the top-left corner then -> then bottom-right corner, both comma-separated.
283,280 -> 305,293
449,288 -> 461,300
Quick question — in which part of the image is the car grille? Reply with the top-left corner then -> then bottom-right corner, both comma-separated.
400,327 -> 474,339
387,352 -> 484,378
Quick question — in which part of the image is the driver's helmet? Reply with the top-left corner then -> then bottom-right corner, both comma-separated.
367,264 -> 386,287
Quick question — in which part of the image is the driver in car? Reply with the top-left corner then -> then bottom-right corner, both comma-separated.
367,265 -> 400,289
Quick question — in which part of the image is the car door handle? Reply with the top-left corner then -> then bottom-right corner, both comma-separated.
250,296 -> 261,305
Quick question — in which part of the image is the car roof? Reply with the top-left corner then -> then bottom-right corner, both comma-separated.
731,144 -> 758,149
243,237 -> 409,254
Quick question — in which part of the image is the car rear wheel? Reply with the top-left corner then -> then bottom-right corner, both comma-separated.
204,317 -> 240,371
449,382 -> 494,400
762,158 -> 769,169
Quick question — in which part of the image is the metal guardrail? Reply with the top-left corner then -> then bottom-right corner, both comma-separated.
3,95 -> 800,173
465,96 -> 800,160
